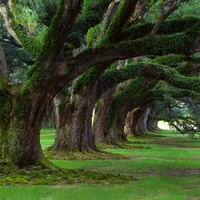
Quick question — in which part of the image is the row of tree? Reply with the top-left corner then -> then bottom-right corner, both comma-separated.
0,0 -> 200,168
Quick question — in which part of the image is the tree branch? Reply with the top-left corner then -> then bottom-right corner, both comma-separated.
0,2 -> 22,45
68,25 -> 200,81
100,0 -> 138,44
97,62 -> 200,95
151,0 -> 182,35
39,0 -> 83,61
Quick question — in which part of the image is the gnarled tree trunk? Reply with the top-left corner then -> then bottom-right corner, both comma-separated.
51,84 -> 98,152
0,81 -> 50,167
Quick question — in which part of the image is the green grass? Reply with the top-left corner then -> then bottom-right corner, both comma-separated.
1,129 -> 200,200
41,136 -> 55,149
40,129 -> 55,149
40,129 -> 56,135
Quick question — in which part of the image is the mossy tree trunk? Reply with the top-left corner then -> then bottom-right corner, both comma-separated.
0,77 -> 47,167
51,84 -> 98,152
104,105 -> 128,144
116,110 -> 128,141
0,83 -> 62,167
102,78 -> 148,144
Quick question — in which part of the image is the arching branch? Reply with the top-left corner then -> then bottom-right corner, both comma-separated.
98,62 -> 200,95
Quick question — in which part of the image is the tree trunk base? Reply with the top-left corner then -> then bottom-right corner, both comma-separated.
45,147 -> 131,160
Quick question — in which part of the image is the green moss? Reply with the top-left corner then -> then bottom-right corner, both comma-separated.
68,0 -> 112,48
121,17 -> 200,41
104,78 -> 145,131
0,164 -> 135,185
86,24 -> 102,48
151,54 -> 186,66
11,16 -> 42,57
0,90 -> 12,124
99,0 -> 128,45
26,66 -> 48,89
73,66 -> 101,93
58,95 -> 71,117
38,1 -> 64,61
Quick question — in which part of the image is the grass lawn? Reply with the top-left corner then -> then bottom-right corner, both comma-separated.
0,129 -> 200,200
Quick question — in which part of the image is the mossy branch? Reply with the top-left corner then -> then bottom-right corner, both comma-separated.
39,0 -> 83,61
67,0 -> 112,48
121,17 -> 200,41
98,62 -> 200,96
100,0 -> 138,45
71,23 -> 200,79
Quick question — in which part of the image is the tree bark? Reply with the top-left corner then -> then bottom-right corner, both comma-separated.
93,87 -> 116,142
51,84 -> 98,152
137,108 -> 151,134
0,46 -> 8,76
104,106 -> 127,144
147,118 -> 158,131
125,107 -> 143,137
0,87 -> 49,167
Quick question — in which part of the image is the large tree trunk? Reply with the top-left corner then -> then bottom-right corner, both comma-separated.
147,118 -> 158,131
137,108 -> 151,134
116,110 -> 128,141
0,83 -> 51,167
146,106 -> 158,132
105,122 -> 120,144
0,50 -> 68,167
104,108 -> 127,144
124,107 -> 143,137
51,84 -> 98,152
93,87 -> 116,142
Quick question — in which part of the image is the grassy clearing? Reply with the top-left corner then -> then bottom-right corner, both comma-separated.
1,129 -> 200,200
